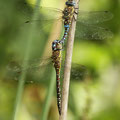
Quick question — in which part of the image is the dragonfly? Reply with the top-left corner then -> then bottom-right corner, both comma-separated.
5,40 -> 88,115
7,0 -> 113,114
21,0 -> 113,42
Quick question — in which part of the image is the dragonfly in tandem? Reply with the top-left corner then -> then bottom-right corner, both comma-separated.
21,0 -> 113,41
7,0 -> 113,115
6,39 -> 88,115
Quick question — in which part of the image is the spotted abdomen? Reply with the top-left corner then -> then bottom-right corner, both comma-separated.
55,65 -> 61,115
52,41 -> 62,115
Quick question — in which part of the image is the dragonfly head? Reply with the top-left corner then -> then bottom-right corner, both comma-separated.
66,0 -> 76,6
52,40 -> 63,51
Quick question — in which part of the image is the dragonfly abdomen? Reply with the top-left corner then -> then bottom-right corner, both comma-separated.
56,67 -> 61,115
61,4 -> 75,42
52,40 -> 62,115
61,22 -> 70,42
53,56 -> 62,115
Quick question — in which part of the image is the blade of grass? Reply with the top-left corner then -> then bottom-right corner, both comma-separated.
12,0 -> 41,120
59,0 -> 80,119
40,68 -> 56,120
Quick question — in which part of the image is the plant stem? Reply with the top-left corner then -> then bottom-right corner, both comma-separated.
59,0 -> 80,120
12,0 -> 41,120
41,69 -> 56,120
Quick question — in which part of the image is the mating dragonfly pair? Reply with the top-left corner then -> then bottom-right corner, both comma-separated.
46,0 -> 113,115
7,0 -> 113,115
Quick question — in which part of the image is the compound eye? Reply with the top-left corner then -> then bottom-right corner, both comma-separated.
66,1 -> 75,6
52,43 -> 56,48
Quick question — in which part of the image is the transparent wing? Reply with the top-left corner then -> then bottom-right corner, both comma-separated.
7,57 -> 52,72
5,57 -> 53,83
19,2 -> 113,24
18,2 -> 63,23
5,56 -> 88,83
19,3 -> 63,34
75,23 -> 113,40
77,11 -> 113,24
60,63 -> 88,81
24,8 -> 63,24
70,63 -> 88,81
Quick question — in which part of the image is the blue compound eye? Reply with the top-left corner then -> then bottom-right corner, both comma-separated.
52,42 -> 55,46
52,40 -> 58,50
52,42 -> 56,48
52,40 -> 62,50
66,1 -> 75,6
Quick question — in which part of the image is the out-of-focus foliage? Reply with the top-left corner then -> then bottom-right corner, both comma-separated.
0,0 -> 120,120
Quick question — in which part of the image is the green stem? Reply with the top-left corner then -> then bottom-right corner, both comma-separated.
41,69 -> 56,120
12,0 -> 41,120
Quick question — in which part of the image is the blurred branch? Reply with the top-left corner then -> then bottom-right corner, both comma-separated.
59,0 -> 80,120
12,0 -> 41,120
41,69 -> 56,120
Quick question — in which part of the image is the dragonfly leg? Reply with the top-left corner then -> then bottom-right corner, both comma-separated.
73,8 -> 79,21
74,7 -> 79,10
73,14 -> 77,21
74,8 -> 79,15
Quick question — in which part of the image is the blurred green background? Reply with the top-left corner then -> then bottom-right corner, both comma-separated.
0,0 -> 120,120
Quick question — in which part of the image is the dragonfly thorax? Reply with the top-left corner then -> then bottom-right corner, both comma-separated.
52,40 -> 62,51
62,7 -> 74,20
